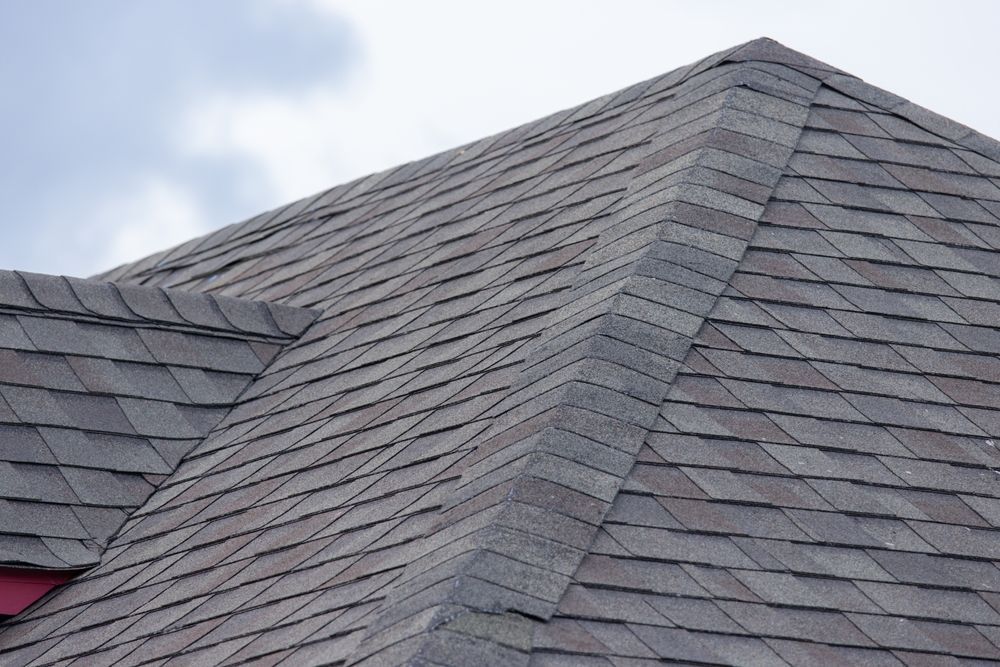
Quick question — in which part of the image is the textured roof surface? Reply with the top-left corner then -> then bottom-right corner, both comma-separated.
0,271 -> 317,570
2,37 -> 1000,666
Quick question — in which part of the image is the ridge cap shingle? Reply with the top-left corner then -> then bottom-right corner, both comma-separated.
1,269 -> 318,340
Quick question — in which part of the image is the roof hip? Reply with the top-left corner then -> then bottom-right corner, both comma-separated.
346,39 -> 825,666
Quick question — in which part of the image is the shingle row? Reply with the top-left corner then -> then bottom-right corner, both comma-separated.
0,270 -> 315,339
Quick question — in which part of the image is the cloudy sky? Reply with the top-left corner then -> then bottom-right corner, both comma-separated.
2,0 -> 998,277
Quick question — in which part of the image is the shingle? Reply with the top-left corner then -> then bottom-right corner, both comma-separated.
604,524 -> 758,568
731,570 -> 881,612
662,497 -> 811,540
0,461 -> 78,503
646,595 -> 746,634
0,314 -> 35,351
735,537 -> 894,581
718,378 -> 866,421
760,302 -> 853,336
39,428 -> 170,474
718,600 -> 874,645
0,424 -> 55,464
883,163 -> 1000,200
573,554 -> 706,597
61,467 -> 154,507
57,393 -> 138,434
40,536 -> 102,567
856,581 -> 1000,624
0,534 -> 63,568
778,330 -> 916,372
789,153 -> 904,188
66,276 -> 137,320
1,385 -> 73,427
867,550 -> 1000,591
879,456 -> 997,496
117,284 -> 183,323
0,498 -> 89,539
846,612 -> 1000,659
835,286 -> 964,323
832,311 -> 965,349
645,433 -> 790,474
942,322 -> 1000,354
845,393 -> 985,435
792,254 -> 872,284
766,639 -> 904,667
797,128 -> 868,158
164,290 -> 234,331
214,295 -> 284,337
0,349 -> 85,391
807,107 -> 892,138
19,272 -> 87,314
79,322 -> 156,362
810,362 -> 951,403
762,443 -> 903,485
138,329 -> 264,373
17,315 -> 94,356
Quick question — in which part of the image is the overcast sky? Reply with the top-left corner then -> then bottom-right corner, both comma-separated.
2,0 -> 999,277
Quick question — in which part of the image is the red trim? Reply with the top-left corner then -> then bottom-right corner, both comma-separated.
0,567 -> 77,615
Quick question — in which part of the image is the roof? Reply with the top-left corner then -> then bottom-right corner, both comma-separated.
2,37 -> 1000,666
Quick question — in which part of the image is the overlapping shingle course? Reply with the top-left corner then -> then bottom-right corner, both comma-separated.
1,37 -> 1000,667
0,270 -> 317,570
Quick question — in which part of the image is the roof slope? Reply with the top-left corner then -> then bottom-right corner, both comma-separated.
2,37 -> 1000,667
0,271 -> 316,570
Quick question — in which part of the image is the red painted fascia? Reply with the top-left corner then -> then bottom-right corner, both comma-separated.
0,567 -> 77,616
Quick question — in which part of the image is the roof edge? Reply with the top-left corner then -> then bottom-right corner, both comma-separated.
346,50 -> 824,667
0,269 -> 319,340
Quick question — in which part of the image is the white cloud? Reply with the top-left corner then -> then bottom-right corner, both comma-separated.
88,177 -> 210,272
179,86 -> 450,204
177,0 -> 1000,212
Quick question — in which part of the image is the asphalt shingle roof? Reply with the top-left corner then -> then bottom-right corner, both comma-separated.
2,37 -> 1000,666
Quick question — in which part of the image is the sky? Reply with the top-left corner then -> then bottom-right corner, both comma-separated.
1,0 -> 999,277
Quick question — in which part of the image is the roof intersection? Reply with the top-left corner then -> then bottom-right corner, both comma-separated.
0,270 -> 318,573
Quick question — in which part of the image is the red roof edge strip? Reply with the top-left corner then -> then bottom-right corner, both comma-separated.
0,567 -> 78,616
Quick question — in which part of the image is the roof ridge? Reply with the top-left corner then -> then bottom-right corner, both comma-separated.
724,37 -> 1000,163
94,41 -> 827,288
345,55 -> 824,666
1,269 -> 318,340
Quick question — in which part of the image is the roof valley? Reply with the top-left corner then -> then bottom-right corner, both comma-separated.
346,49 -> 825,666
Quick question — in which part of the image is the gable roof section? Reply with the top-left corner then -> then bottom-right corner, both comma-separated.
0,270 -> 317,571
2,38 -> 1000,667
